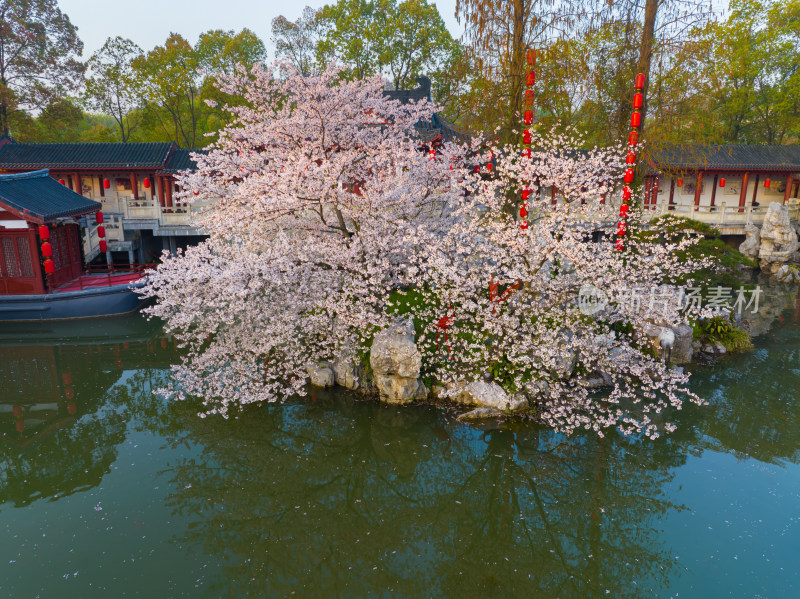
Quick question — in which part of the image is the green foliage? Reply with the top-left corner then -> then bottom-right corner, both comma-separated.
693,316 -> 754,353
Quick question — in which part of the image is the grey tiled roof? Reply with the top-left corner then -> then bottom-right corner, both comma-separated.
163,149 -> 206,174
0,170 -> 101,222
0,142 -> 177,170
648,144 -> 800,171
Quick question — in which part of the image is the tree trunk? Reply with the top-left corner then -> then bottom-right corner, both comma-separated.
636,0 -> 659,135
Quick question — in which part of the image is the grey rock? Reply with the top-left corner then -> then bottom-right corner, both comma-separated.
739,223 -> 761,259
457,407 -> 505,421
307,362 -> 335,388
759,203 -> 799,274
333,357 -> 362,390
775,264 -> 800,284
453,380 -> 527,412
370,317 -> 426,403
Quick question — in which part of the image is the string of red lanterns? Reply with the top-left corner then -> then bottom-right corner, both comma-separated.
615,73 -> 646,251
38,224 -> 55,275
520,48 -> 537,231
96,211 -> 107,253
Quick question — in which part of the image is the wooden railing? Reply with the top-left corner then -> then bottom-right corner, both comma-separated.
644,200 -> 800,226
67,263 -> 154,292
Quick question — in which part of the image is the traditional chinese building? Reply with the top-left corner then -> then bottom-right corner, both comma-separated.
644,144 -> 800,234
0,136 -> 208,263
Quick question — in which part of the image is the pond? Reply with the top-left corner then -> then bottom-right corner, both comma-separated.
1,296 -> 799,598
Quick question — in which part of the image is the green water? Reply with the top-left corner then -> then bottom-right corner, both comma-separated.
1,306 -> 799,598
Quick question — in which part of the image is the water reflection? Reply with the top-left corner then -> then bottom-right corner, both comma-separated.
0,295 -> 799,597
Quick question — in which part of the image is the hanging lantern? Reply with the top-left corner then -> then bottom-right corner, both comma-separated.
523,129 -> 532,144
13,405 -> 22,419
522,148 -> 531,159
524,110 -> 534,125
622,186 -> 632,201
161,338 -> 168,349
103,178 -> 110,189
520,205 -> 528,218
617,222 -> 627,236
99,239 -> 108,253
633,93 -> 643,109
521,188 -> 531,200
719,177 -> 726,187
64,386 -> 75,400
624,168 -> 635,184
44,259 -> 55,274
635,73 -> 646,90
143,177 -> 151,189
628,131 -> 639,146
526,70 -> 536,86
58,178 -> 66,185
764,178 -> 771,188
526,48 -> 537,66
677,177 -> 684,187
41,241 -> 52,257
15,421 -> 25,433
619,204 -> 630,217
62,371 -> 72,385
474,165 -> 480,174
38,225 -> 50,240
95,211 -> 104,224
631,112 -> 641,128
486,162 -> 493,172
67,402 -> 77,415
520,221 -> 528,231
626,151 -> 636,164
97,225 -> 106,238
524,90 -> 535,106
193,190 -> 199,196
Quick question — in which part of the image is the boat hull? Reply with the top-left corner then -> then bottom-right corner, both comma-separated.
0,283 -> 148,321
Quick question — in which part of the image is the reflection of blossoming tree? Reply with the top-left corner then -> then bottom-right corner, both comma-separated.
158,394 -> 688,597
141,62 -> 705,437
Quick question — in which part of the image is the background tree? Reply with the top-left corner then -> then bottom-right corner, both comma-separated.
132,33 -> 201,148
271,6 -> 322,76
0,0 -> 84,136
84,37 -> 143,142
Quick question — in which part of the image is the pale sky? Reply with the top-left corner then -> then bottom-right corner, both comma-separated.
58,0 -> 464,60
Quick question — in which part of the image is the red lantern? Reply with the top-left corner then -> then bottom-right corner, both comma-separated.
62,371 -> 73,385
622,187 -> 632,201
486,162 -> 493,172
15,420 -> 25,433
523,129 -> 532,145
474,165 -> 480,174
524,90 -> 535,106
13,405 -> 22,419
631,112 -> 641,128
526,48 -> 536,66
58,178 -> 66,185
633,93 -> 643,109
41,241 -> 52,257
520,205 -> 528,218
615,239 -> 624,251
95,211 -> 104,224
64,386 -> 75,400
521,188 -> 531,200
526,70 -> 536,86
719,177 -> 726,187
143,177 -> 151,189
103,178 -> 110,189
677,177 -> 683,187
524,110 -> 534,125
193,190 -> 199,196
626,151 -> 636,164
97,225 -> 106,238
764,178 -> 771,188
634,73 -> 645,90
617,222 -> 627,236
628,131 -> 639,146
99,239 -> 108,253
161,338 -> 168,349
429,148 -> 435,160
522,148 -> 531,159
624,169 -> 635,184
619,204 -> 630,217
44,259 -> 55,274
67,402 -> 77,415
38,225 -> 50,240
520,221 -> 528,231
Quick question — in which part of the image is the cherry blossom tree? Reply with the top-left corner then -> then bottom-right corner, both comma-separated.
141,61 -> 706,438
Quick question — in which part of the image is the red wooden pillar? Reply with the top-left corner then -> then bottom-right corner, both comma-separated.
73,173 -> 81,195
693,173 -> 703,211
751,174 -> 760,205
29,226 -> 46,294
784,174 -> 794,205
651,176 -> 659,209
130,173 -> 139,202
157,176 -> 166,208
738,172 -> 750,213
668,177 -> 675,208
166,178 -> 173,208
710,174 -> 718,207
551,186 -> 556,206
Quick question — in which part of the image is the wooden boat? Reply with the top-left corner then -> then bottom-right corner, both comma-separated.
0,170 -> 150,320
